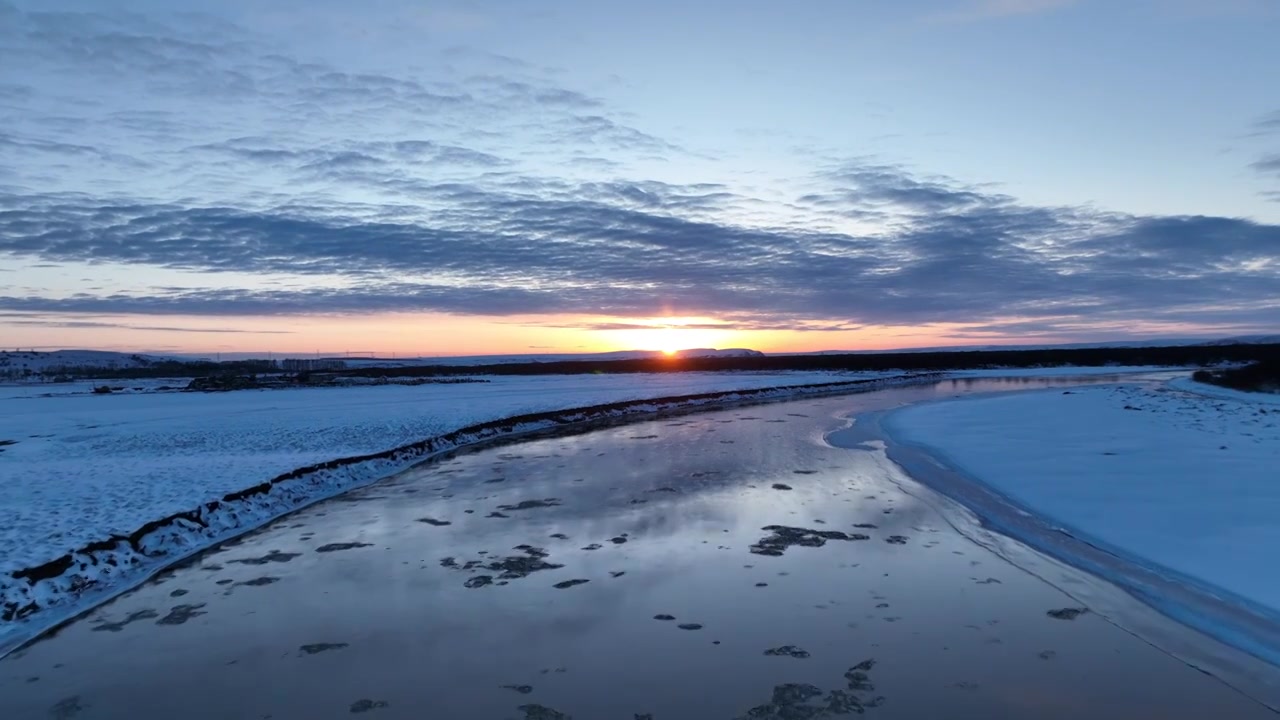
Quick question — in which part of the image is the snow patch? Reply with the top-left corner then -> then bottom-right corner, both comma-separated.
884,381 -> 1280,658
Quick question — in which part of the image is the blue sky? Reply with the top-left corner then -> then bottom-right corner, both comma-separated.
1,0 -> 1278,354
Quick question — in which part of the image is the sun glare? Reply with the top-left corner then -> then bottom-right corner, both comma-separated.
610,322 -> 733,354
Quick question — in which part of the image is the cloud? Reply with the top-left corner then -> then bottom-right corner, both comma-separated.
1247,111 -> 1280,198
536,319 -> 867,333
560,115 -> 683,155
442,46 -> 532,71
192,138 -> 509,173
1253,111 -> 1280,137
0,83 -> 33,100
579,181 -> 738,212
0,317 -> 293,334
0,132 -> 147,166
544,322 -> 744,332
1253,154 -> 1280,177
802,163 -> 1005,214
0,1 -> 680,201
465,74 -> 605,110
1,162 -> 1277,333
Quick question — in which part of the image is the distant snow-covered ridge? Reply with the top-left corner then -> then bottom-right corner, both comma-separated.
0,373 -> 934,656
0,350 -> 169,376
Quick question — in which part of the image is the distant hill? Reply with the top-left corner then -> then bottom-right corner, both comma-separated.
673,347 -> 763,359
0,350 -> 174,378
1196,335 -> 1280,347
340,347 -> 764,368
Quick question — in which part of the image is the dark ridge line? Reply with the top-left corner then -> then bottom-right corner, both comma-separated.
337,343 -> 1279,378
54,342 -> 1280,381
6,374 -> 932,603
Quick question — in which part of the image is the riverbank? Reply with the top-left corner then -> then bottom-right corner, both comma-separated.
880,379 -> 1280,667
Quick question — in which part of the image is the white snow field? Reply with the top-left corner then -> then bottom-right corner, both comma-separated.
885,380 -> 1280,651
0,370 -> 918,647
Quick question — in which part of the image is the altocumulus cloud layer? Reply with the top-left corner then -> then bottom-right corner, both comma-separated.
1,1 -> 1278,338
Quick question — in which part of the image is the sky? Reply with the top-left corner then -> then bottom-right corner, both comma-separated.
1,0 -> 1279,357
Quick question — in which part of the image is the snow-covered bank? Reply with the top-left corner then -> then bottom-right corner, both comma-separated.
0,371 -> 922,650
884,381 -> 1280,656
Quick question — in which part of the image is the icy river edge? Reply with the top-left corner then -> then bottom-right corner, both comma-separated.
862,374 -> 1280,704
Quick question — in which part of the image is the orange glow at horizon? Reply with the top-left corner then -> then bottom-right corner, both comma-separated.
0,310 -> 1232,357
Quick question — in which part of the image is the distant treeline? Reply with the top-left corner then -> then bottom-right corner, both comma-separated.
52,359 -> 281,380
1193,360 -> 1280,394
24,343 -> 1280,381
341,343 -> 1280,378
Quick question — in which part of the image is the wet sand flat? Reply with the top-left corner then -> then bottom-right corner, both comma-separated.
1,378 -> 1276,719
